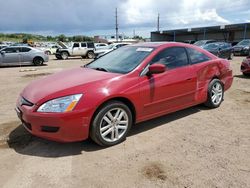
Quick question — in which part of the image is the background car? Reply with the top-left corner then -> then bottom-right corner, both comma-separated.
0,46 -> 49,66
183,40 -> 196,44
39,45 -> 61,55
194,40 -> 217,48
0,44 -> 8,50
233,39 -> 250,56
16,42 -> 233,146
55,41 -> 96,60
95,42 -> 132,57
94,43 -> 108,50
241,56 -> 250,76
203,42 -> 233,59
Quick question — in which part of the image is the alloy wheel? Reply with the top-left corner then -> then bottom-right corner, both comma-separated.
100,108 -> 129,143
211,82 -> 223,105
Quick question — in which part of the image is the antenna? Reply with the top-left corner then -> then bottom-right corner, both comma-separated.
115,8 -> 119,42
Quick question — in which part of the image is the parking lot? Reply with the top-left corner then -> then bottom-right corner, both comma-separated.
0,55 -> 249,187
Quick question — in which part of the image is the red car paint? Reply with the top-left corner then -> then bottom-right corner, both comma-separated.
16,42 -> 233,142
241,57 -> 250,75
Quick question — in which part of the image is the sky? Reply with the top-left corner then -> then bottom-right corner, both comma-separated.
0,0 -> 250,38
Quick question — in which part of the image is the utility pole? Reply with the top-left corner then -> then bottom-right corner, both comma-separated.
133,29 -> 135,38
157,13 -> 160,32
115,8 -> 118,42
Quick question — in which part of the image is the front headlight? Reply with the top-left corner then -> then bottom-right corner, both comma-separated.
244,46 -> 250,50
37,94 -> 82,113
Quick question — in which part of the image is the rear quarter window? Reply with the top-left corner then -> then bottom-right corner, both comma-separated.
187,48 -> 211,64
87,43 -> 94,48
21,47 -> 31,52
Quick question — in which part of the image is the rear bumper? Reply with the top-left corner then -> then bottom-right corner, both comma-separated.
15,102 -> 92,142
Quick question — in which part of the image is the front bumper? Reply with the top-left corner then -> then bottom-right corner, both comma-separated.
233,48 -> 249,56
15,100 -> 91,142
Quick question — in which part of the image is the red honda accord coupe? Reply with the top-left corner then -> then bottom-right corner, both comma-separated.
16,42 -> 233,146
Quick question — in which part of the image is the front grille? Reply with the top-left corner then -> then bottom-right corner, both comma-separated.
41,126 -> 59,133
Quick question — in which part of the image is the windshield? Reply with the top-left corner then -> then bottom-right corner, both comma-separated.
86,46 -> 154,74
237,40 -> 250,46
108,44 -> 115,49
194,41 -> 206,46
203,43 -> 220,50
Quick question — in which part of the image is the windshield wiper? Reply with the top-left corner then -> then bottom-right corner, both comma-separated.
93,67 -> 109,72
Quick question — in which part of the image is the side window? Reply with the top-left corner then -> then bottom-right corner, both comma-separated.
73,43 -> 80,48
4,47 -> 20,53
87,42 -> 94,48
81,43 -> 87,48
186,48 -> 210,64
21,47 -> 31,52
151,47 -> 189,69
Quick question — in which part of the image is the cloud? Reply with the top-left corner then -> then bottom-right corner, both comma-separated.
0,0 -> 249,36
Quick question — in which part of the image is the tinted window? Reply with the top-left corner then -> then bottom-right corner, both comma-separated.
151,47 -> 189,69
87,42 -> 94,48
81,43 -> 86,47
186,48 -> 210,64
73,43 -> 80,48
3,47 -> 20,53
21,47 -> 31,52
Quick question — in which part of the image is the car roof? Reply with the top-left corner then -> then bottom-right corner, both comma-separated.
4,46 -> 31,48
131,42 -> 196,48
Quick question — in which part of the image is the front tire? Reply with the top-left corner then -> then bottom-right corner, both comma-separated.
90,101 -> 132,146
61,52 -> 69,60
204,79 -> 224,108
33,57 -> 44,66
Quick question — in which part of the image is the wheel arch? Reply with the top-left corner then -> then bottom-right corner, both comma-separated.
33,56 -> 44,62
90,97 -> 137,129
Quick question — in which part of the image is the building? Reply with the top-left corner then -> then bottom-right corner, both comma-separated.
151,23 -> 250,43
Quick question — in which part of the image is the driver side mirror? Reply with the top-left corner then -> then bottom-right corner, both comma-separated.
148,63 -> 166,75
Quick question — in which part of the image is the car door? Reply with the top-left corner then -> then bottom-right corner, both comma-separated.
139,47 -> 197,117
21,47 -> 33,63
2,47 -> 22,64
72,43 -> 81,55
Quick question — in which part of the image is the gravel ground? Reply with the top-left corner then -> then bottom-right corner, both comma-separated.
0,55 -> 249,188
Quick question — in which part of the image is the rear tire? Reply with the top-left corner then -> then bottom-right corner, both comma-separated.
90,101 -> 132,146
33,57 -> 44,66
204,79 -> 224,108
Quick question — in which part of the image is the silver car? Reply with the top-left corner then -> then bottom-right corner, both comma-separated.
0,46 -> 49,66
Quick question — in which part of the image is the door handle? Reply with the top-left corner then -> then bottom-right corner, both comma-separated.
186,78 -> 192,81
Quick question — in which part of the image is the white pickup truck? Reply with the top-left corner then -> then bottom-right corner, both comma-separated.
55,41 -> 96,60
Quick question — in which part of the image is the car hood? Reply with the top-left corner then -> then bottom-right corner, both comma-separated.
21,67 -> 121,104
58,41 -> 68,49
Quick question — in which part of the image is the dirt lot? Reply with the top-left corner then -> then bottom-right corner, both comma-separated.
0,55 -> 249,188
